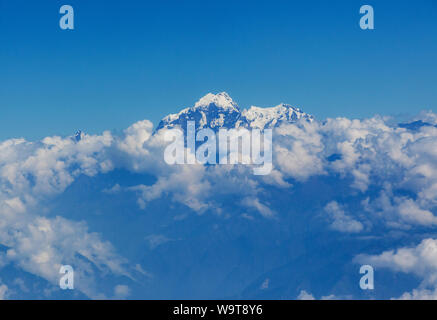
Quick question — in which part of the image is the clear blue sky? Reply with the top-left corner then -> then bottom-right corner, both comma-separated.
1,0 -> 436,140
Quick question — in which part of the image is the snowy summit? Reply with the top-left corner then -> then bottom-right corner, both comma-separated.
156,92 -> 313,133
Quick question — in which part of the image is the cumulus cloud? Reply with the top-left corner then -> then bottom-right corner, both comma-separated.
0,116 -> 296,297
297,290 -> 345,300
145,234 -> 173,250
274,121 -> 325,181
356,238 -> 437,299
0,281 -> 8,300
297,290 -> 315,300
398,288 -> 437,300
113,284 -> 130,299
242,197 -> 275,218
112,111 -> 437,230
0,130 -> 133,298
324,201 -> 364,233
2,105 -> 437,299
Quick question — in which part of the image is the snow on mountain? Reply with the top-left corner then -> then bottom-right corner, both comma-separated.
156,92 -> 313,133
155,92 -> 243,133
242,104 -> 314,130
194,92 -> 240,112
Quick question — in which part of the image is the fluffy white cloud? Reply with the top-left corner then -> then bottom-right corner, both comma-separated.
111,112 -> 437,229
0,281 -> 8,300
274,121 -> 325,181
2,108 -> 437,299
113,284 -> 130,299
297,290 -> 344,300
356,238 -> 437,299
274,115 -> 437,230
145,234 -> 173,250
398,288 -> 437,300
0,131 -> 129,298
324,201 -> 364,233
297,290 -> 315,300
242,197 -> 275,218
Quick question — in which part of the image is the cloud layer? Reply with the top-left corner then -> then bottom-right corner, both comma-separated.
1,109 -> 437,299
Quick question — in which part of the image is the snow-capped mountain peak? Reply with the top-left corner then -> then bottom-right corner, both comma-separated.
155,93 -> 313,133
194,92 -> 239,112
242,103 -> 314,130
156,92 -> 242,132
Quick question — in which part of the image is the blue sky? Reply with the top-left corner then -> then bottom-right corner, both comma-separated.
1,0 -> 436,141
2,1 -> 437,300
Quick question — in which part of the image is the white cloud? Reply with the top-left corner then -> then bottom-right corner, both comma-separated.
242,197 -> 275,218
0,280 -> 8,300
0,132 -> 130,298
356,238 -> 437,299
324,201 -> 364,233
114,284 -> 130,299
274,122 -> 325,181
2,107 -> 437,299
112,111 -> 437,232
398,288 -> 437,300
145,234 -> 172,250
297,290 -> 315,300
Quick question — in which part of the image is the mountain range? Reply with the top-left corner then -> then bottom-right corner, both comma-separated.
155,92 -> 314,133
